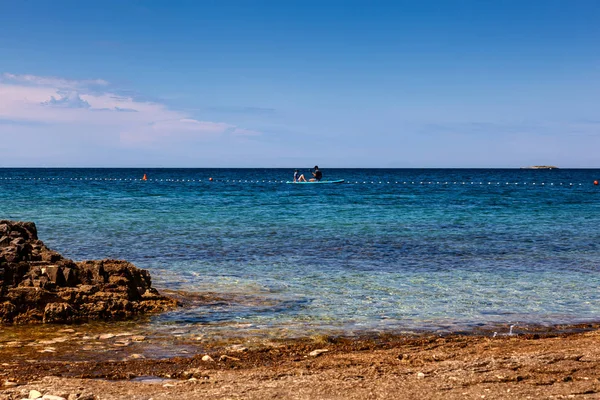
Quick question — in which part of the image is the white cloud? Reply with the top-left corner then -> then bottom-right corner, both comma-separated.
43,92 -> 92,108
1,73 -> 108,89
0,72 -> 261,149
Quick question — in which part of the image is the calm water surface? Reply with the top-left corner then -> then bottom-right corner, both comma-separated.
1,168 -> 599,338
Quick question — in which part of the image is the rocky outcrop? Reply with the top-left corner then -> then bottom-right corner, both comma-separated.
0,220 -> 178,324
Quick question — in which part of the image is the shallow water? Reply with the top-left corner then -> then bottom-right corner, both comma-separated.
1,168 -> 600,338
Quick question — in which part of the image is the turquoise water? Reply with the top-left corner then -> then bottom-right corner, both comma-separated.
1,168 -> 600,337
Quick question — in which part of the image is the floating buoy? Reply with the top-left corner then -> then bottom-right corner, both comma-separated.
209,177 -> 213,182
142,174 -> 147,181
594,180 -> 599,186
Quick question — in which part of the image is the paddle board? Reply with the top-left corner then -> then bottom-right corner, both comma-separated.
286,179 -> 345,184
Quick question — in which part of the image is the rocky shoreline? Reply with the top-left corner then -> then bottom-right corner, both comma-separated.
2,330 -> 600,399
0,221 -> 177,324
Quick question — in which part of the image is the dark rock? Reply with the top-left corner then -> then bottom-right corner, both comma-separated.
62,266 -> 78,286
0,220 -> 178,324
0,301 -> 16,322
42,251 -> 63,263
43,302 -> 76,323
45,265 -> 67,286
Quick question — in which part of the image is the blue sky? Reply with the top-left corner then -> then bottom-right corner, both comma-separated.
0,0 -> 599,167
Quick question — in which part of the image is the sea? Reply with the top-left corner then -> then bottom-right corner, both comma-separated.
1,168 -> 600,339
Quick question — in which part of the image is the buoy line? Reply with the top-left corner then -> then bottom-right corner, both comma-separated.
0,176 -> 595,187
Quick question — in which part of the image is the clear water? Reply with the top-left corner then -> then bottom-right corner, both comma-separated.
1,168 -> 599,337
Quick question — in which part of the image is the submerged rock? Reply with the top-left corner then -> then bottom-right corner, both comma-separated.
0,220 -> 178,324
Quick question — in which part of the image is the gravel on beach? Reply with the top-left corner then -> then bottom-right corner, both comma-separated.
2,330 -> 600,399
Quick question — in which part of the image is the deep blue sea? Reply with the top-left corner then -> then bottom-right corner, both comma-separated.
2,168 -> 600,338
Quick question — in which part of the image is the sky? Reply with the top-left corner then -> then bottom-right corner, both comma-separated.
0,0 -> 599,168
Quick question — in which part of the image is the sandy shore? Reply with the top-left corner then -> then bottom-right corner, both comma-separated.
2,328 -> 600,400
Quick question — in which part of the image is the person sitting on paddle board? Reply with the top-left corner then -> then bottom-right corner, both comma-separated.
295,165 -> 321,182
293,169 -> 301,182
309,166 -> 322,182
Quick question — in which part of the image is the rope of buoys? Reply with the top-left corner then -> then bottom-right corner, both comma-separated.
0,177 -> 597,187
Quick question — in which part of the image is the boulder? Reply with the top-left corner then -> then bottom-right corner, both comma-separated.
0,220 -> 178,324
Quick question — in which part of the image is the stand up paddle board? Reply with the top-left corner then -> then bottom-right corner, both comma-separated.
286,179 -> 345,184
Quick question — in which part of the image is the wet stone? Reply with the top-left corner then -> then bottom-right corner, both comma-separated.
309,349 -> 329,357
219,355 -> 240,362
98,334 -> 115,340
39,347 -> 56,353
114,332 -> 135,337
228,344 -> 248,352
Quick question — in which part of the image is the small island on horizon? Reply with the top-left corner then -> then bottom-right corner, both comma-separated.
520,165 -> 559,169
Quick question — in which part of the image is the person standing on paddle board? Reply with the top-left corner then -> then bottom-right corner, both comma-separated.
309,166 -> 322,182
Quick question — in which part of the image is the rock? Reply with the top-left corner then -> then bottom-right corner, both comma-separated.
181,368 -> 208,379
45,266 -> 66,286
39,347 -> 57,353
309,349 -> 329,357
3,380 -> 19,387
42,395 -> 66,400
201,355 -> 214,362
417,372 -> 426,379
29,390 -> 43,399
98,333 -> 115,340
219,355 -> 240,362
228,344 -> 248,352
38,337 -> 68,345
0,302 -> 17,321
0,221 -> 178,325
43,303 -> 75,323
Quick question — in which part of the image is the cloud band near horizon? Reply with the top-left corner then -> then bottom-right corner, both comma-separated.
0,72 -> 261,149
